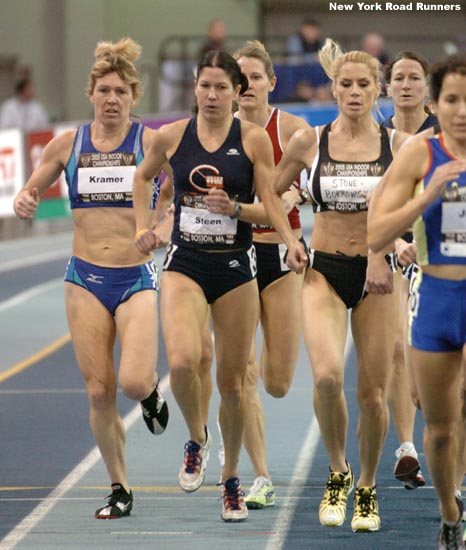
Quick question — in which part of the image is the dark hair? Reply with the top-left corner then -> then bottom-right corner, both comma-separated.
385,51 -> 430,83
15,78 -> 31,94
195,50 -> 249,95
430,53 -> 466,103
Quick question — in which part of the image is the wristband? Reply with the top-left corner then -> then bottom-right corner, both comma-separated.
229,200 -> 242,219
134,228 -> 149,240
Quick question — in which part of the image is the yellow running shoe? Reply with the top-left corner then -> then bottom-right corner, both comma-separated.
351,486 -> 381,532
318,463 -> 354,527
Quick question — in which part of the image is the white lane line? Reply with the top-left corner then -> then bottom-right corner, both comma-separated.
0,249 -> 70,274
0,375 -> 170,550
0,279 -> 63,313
266,333 -> 354,550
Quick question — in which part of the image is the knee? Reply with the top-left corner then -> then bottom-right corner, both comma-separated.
427,423 -> 457,451
169,355 -> 198,385
120,379 -> 151,401
263,375 -> 289,398
87,380 -> 116,412
217,379 -> 243,408
313,370 -> 343,398
357,386 -> 386,415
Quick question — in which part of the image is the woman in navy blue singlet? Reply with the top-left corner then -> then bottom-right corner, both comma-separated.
270,38 -> 412,533
382,52 -> 466,504
13,38 -> 169,520
132,50 -> 307,523
382,51 -> 438,491
369,54 -> 466,550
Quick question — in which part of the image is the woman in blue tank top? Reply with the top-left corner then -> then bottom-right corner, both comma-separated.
132,50 -> 307,524
368,53 -> 466,550
13,38 -> 169,521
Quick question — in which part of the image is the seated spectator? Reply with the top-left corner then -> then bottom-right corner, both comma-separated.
199,18 -> 228,58
360,32 -> 390,67
285,18 -> 323,59
0,76 -> 49,131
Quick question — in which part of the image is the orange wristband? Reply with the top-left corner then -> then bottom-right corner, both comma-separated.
134,228 -> 149,240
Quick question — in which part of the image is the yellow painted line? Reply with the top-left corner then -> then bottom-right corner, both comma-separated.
0,333 -> 71,384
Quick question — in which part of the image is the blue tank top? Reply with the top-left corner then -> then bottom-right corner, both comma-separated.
382,112 -> 439,133
414,134 -> 466,266
65,122 -> 159,209
307,124 -> 393,213
169,117 -> 254,250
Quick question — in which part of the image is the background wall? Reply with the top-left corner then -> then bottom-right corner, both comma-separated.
0,0 -> 259,122
0,0 -> 465,121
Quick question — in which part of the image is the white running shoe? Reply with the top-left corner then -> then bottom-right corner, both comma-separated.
394,443 -> 426,490
178,426 -> 212,493
221,477 -> 248,522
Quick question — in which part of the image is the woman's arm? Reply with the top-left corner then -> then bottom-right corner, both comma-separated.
133,129 -> 169,254
14,131 -> 73,219
368,137 -> 465,251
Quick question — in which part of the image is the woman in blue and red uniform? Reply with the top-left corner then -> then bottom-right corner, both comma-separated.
13,38 -> 168,519
271,38 -> 411,532
369,53 -> 466,550
132,50 -> 307,523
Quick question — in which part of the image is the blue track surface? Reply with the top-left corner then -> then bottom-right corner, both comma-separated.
0,229 -> 443,550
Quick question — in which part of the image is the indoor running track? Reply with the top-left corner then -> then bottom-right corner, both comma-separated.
0,228 -> 444,550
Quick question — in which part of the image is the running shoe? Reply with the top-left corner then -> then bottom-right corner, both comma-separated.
394,443 -> 425,490
351,486 -> 381,532
140,382 -> 169,435
178,426 -> 211,493
318,463 -> 354,527
95,483 -> 133,519
221,477 -> 248,522
438,520 -> 465,549
244,476 -> 275,509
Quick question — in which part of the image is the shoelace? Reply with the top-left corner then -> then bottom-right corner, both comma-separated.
106,488 -> 129,506
223,484 -> 244,510
250,478 -> 266,495
325,475 -> 346,505
183,441 -> 202,474
355,491 -> 375,518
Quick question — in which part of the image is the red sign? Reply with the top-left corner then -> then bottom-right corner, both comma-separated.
26,130 -> 61,199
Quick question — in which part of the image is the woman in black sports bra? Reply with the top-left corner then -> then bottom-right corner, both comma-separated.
272,38 -> 411,533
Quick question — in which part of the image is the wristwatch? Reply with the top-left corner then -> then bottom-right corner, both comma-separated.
229,199 -> 242,219
299,189 -> 310,205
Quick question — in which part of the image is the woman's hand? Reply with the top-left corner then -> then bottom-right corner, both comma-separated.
204,188 -> 236,216
134,228 -> 158,255
14,187 -> 39,219
365,252 -> 394,295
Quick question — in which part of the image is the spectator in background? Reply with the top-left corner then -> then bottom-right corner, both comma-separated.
285,18 -> 323,59
0,76 -> 49,130
360,32 -> 390,68
199,18 -> 228,58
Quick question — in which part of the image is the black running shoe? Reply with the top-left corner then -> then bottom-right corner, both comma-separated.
438,496 -> 465,549
140,382 -> 169,435
95,483 -> 133,519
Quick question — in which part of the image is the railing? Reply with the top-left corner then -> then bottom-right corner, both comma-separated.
156,32 -> 462,112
